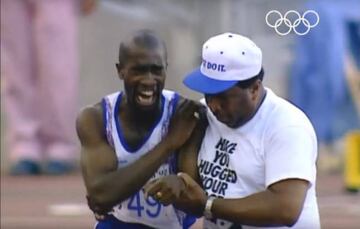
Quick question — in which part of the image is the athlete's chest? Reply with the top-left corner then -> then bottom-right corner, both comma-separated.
118,118 -> 154,150
111,110 -> 171,168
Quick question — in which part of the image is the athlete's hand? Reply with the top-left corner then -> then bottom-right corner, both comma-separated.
144,173 -> 207,216
165,100 -> 203,150
143,175 -> 186,206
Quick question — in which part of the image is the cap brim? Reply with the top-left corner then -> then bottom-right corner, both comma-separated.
183,68 -> 238,94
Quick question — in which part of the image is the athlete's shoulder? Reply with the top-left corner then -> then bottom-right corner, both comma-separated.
161,89 -> 180,101
161,89 -> 183,104
76,102 -> 104,142
77,102 -> 102,122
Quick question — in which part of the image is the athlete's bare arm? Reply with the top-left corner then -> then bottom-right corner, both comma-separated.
177,117 -> 207,183
143,114 -> 207,212
76,98 -> 199,214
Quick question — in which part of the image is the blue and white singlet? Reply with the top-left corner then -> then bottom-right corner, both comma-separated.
98,89 -> 193,229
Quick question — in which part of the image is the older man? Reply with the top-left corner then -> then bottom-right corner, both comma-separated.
145,32 -> 320,229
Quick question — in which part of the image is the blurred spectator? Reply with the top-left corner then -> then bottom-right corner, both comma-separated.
0,0 -> 97,175
290,0 -> 360,172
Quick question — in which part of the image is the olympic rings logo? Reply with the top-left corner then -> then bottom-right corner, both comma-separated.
265,10 -> 320,36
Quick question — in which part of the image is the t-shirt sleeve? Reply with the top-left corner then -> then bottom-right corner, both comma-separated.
265,125 -> 318,188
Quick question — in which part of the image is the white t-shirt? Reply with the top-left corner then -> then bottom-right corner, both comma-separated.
198,88 -> 320,229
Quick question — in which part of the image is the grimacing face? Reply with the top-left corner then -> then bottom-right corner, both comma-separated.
116,45 -> 167,112
205,82 -> 260,128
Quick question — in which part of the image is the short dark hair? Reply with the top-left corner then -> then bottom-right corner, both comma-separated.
236,67 -> 264,89
118,29 -> 167,65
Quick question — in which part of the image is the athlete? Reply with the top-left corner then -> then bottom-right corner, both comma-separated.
145,33 -> 321,229
76,30 -> 200,229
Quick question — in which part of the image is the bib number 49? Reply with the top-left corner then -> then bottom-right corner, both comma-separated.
127,192 -> 161,218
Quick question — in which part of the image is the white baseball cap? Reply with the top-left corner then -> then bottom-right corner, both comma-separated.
183,32 -> 262,94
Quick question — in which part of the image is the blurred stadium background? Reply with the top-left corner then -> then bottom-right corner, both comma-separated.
1,0 -> 359,228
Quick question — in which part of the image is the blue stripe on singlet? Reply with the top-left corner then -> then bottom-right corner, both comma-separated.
101,98 -> 108,138
95,215 -> 155,229
182,214 -> 196,229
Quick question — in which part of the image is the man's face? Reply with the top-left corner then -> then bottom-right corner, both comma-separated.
205,83 -> 259,128
117,45 -> 167,112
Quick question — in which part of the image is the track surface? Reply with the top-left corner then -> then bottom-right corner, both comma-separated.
1,173 -> 359,229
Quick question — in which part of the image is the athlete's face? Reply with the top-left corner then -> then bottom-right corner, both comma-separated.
205,82 -> 260,128
117,45 -> 167,112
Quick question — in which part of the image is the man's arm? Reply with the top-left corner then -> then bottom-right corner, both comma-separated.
77,100 -> 199,213
146,123 -> 314,226
146,173 -> 308,225
211,179 -> 309,227
177,124 -> 312,225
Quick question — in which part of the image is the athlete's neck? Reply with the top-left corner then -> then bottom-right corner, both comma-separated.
122,96 -> 163,126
